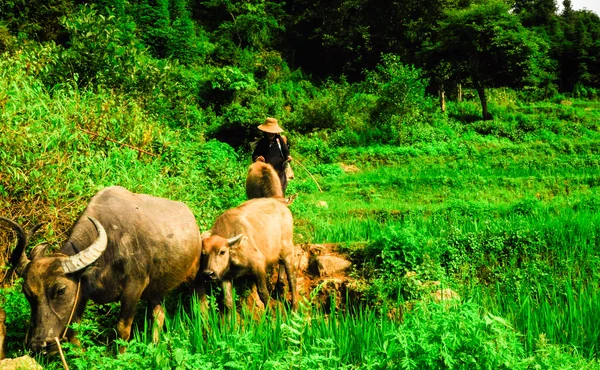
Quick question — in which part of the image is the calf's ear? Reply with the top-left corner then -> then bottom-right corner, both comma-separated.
227,234 -> 246,249
30,243 -> 50,260
201,231 -> 212,240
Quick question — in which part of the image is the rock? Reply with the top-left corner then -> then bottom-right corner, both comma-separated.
307,243 -> 339,255
297,251 -> 310,272
316,201 -> 328,209
404,271 -> 418,280
315,255 -> 351,277
430,288 -> 460,303
295,277 -> 306,294
340,164 -> 360,173
404,271 -> 422,286
0,356 -> 43,370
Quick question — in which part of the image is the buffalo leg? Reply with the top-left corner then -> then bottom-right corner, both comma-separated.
192,276 -> 208,310
116,316 -> 134,354
150,302 -> 164,343
222,280 -> 234,311
117,289 -> 143,353
255,272 -> 271,309
281,251 -> 297,310
275,264 -> 286,297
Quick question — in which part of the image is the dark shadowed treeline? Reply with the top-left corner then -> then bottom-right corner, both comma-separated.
0,0 -> 599,125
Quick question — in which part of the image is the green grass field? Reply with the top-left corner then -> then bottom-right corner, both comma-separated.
1,57 -> 600,368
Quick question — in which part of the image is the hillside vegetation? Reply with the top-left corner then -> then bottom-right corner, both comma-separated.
1,0 -> 600,369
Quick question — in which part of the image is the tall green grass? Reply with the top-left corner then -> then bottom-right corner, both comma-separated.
2,37 -> 600,368
43,294 -> 598,370
290,123 -> 600,360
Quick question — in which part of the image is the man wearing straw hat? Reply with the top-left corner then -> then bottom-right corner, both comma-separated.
252,117 -> 293,194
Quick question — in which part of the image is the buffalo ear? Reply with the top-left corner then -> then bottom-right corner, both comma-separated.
227,234 -> 246,249
201,231 -> 212,240
30,243 -> 50,261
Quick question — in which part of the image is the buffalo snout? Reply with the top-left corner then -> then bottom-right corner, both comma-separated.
203,270 -> 217,280
29,337 -> 58,355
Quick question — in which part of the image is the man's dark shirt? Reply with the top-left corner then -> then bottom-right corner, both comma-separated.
252,135 -> 289,171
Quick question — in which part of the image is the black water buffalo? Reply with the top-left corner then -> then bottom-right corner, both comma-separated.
1,186 -> 204,354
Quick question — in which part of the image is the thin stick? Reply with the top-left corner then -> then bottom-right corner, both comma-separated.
292,158 -> 323,193
54,337 -> 69,370
78,128 -> 159,157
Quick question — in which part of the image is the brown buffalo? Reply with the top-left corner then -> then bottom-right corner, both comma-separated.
245,161 -> 297,205
201,198 -> 296,310
1,186 -> 204,354
245,161 -> 284,200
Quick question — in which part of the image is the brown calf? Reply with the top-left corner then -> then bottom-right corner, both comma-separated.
201,198 -> 296,310
245,161 -> 284,200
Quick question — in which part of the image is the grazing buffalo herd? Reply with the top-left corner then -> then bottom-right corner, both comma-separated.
0,161 -> 296,355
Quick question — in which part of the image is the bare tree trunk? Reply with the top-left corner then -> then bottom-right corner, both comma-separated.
439,83 -> 446,112
457,83 -> 462,102
475,81 -> 492,120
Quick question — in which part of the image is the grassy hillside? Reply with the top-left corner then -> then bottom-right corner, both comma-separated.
1,46 -> 600,368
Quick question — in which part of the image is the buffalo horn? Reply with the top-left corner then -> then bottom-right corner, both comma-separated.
0,217 -> 31,275
61,217 -> 108,274
226,234 -> 244,247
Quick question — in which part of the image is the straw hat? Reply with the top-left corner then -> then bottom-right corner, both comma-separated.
258,117 -> 284,133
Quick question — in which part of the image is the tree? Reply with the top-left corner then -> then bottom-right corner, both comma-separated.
513,0 -> 558,27
283,0 -> 462,81
134,0 -> 172,59
426,1 -> 547,119
561,0 -> 574,19
555,8 -> 600,91
283,0 -> 372,80
0,0 -> 73,43
195,0 -> 285,52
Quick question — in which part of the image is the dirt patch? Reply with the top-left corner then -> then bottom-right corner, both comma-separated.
243,243 -> 359,311
340,163 -> 360,173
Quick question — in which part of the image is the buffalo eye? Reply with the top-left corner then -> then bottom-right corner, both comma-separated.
57,286 -> 67,296
51,285 -> 67,299
219,250 -> 226,256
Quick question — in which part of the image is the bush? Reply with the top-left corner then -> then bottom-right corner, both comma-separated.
0,280 -> 31,356
382,301 -> 527,369
362,54 -> 436,145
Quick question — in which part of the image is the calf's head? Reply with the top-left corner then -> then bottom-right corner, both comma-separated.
0,216 -> 107,354
201,232 -> 245,280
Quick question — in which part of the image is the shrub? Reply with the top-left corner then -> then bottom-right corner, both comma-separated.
0,280 -> 31,356
362,54 -> 436,145
383,301 -> 527,369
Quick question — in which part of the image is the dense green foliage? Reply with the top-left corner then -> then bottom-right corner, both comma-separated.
1,0 -> 600,122
1,0 -> 600,369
